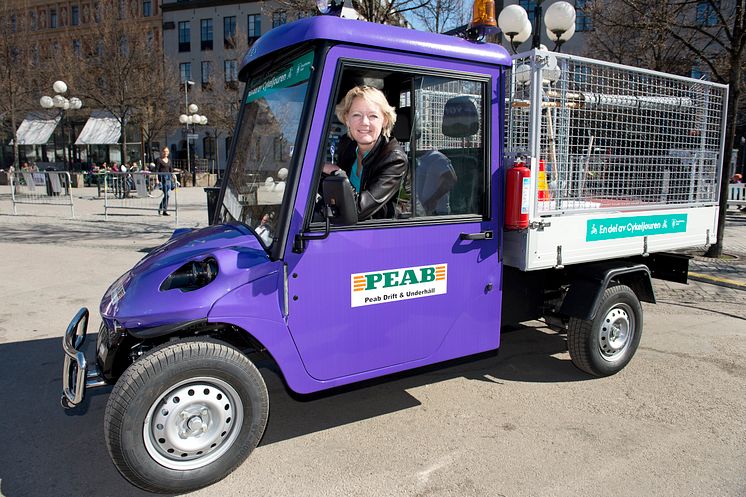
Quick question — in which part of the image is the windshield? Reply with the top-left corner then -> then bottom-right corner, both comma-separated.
218,50 -> 314,248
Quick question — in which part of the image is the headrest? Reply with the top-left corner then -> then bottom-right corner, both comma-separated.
392,106 -> 416,142
442,96 -> 479,138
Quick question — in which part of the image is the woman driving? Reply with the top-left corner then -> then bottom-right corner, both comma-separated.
323,85 -> 407,220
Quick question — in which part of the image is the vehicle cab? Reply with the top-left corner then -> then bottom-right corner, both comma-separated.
213,15 -> 510,389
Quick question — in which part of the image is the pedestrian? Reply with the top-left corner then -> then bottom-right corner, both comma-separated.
154,147 -> 173,216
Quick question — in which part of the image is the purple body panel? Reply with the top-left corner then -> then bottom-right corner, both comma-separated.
239,16 -> 511,79
100,223 -> 272,330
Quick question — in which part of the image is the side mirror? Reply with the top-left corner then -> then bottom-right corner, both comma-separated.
322,173 -> 358,226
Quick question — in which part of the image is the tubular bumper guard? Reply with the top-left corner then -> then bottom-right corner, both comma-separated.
61,308 -> 108,409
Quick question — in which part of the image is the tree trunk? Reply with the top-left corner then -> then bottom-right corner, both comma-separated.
705,53 -> 742,258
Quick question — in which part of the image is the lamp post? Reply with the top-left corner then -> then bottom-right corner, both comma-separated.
40,80 -> 83,170
179,81 -> 208,184
498,1 -> 576,53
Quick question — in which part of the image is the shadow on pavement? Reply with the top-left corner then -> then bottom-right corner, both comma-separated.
0,323 -> 585,497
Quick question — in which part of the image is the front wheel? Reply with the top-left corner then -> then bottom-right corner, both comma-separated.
104,340 -> 268,494
567,284 -> 643,376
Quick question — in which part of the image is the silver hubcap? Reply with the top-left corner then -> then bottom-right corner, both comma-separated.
599,304 -> 634,361
143,377 -> 244,470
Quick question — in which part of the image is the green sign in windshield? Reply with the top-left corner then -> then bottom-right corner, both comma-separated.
246,51 -> 314,103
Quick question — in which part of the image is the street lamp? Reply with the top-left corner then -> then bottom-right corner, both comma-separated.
498,1 -> 576,53
40,80 -> 83,169
178,81 -> 208,182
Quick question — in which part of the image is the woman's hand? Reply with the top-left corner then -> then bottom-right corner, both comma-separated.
322,163 -> 340,175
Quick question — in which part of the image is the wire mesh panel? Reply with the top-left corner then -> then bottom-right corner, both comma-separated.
10,171 -> 75,217
505,50 -> 727,215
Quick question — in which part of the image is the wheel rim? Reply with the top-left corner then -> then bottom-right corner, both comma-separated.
143,377 -> 244,470
598,303 -> 635,362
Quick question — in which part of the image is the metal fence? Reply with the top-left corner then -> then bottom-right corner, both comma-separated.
728,184 -> 746,206
172,158 -> 217,175
103,172 -> 179,223
505,49 -> 728,215
9,171 -> 75,217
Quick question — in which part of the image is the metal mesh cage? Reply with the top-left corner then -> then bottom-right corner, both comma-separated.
505,50 -> 727,215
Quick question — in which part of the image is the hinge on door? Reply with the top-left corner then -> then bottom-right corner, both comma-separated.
529,219 -> 552,231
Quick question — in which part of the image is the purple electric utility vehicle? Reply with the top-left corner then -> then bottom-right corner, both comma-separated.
61,11 -> 727,494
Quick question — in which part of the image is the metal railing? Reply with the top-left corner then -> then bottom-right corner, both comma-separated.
728,184 -> 746,206
102,172 -> 179,223
172,158 -> 217,175
505,49 -> 728,215
9,171 -> 75,218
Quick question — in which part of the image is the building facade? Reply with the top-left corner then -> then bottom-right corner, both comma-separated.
161,0 -> 295,172
2,0 -> 163,167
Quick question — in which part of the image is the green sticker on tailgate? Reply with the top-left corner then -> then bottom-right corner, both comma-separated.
586,214 -> 688,241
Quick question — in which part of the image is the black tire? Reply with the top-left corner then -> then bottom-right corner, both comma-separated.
104,340 -> 268,494
567,284 -> 643,376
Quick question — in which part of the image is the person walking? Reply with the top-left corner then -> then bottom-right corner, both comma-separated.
154,147 -> 173,216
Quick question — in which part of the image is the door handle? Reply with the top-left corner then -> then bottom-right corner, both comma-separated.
459,230 -> 493,241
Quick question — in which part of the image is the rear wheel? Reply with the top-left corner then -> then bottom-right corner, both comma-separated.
104,340 -> 268,494
567,284 -> 643,376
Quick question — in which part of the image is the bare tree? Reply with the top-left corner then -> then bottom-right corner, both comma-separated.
135,58 -> 180,165
273,0 -> 424,26
54,0 -> 166,164
587,0 -> 746,257
0,5 -> 43,168
412,0 -> 468,33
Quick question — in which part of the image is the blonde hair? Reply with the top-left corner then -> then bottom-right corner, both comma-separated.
335,85 -> 397,139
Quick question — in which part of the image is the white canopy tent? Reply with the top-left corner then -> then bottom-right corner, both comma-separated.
12,112 -> 61,145
75,110 -> 122,145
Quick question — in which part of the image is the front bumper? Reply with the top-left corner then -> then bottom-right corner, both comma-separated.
61,308 -> 108,409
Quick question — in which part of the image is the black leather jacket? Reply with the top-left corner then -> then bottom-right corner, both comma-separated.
338,135 -> 408,220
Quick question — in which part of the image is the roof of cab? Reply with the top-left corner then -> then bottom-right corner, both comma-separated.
239,16 -> 511,80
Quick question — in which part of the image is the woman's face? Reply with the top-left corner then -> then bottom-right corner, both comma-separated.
162,148 -> 170,157
346,96 -> 384,152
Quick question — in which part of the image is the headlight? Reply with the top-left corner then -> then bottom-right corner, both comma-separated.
160,258 -> 219,292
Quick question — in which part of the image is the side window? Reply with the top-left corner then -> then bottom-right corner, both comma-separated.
315,66 -> 486,224
413,76 -> 485,217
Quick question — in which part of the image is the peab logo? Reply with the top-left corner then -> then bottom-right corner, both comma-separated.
351,264 -> 447,307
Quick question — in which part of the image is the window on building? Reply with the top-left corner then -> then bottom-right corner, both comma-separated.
203,136 -> 216,159
201,18 -> 213,50
11,14 -> 17,32
201,60 -> 213,89
575,0 -> 592,31
248,14 -> 261,42
143,0 -> 151,17
696,1 -> 718,26
94,2 -> 102,23
71,5 -> 79,25
224,59 -> 238,83
146,30 -> 155,50
691,66 -> 709,80
224,16 -> 236,48
180,62 -> 192,83
519,0 -> 537,16
272,11 -> 286,28
50,8 -> 58,28
30,11 -> 37,31
73,39 -> 81,56
178,21 -> 190,52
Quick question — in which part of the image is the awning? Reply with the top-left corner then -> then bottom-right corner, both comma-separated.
12,112 -> 61,145
75,110 -> 121,145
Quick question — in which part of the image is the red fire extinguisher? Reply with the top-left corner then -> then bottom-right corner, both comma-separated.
505,158 -> 530,230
